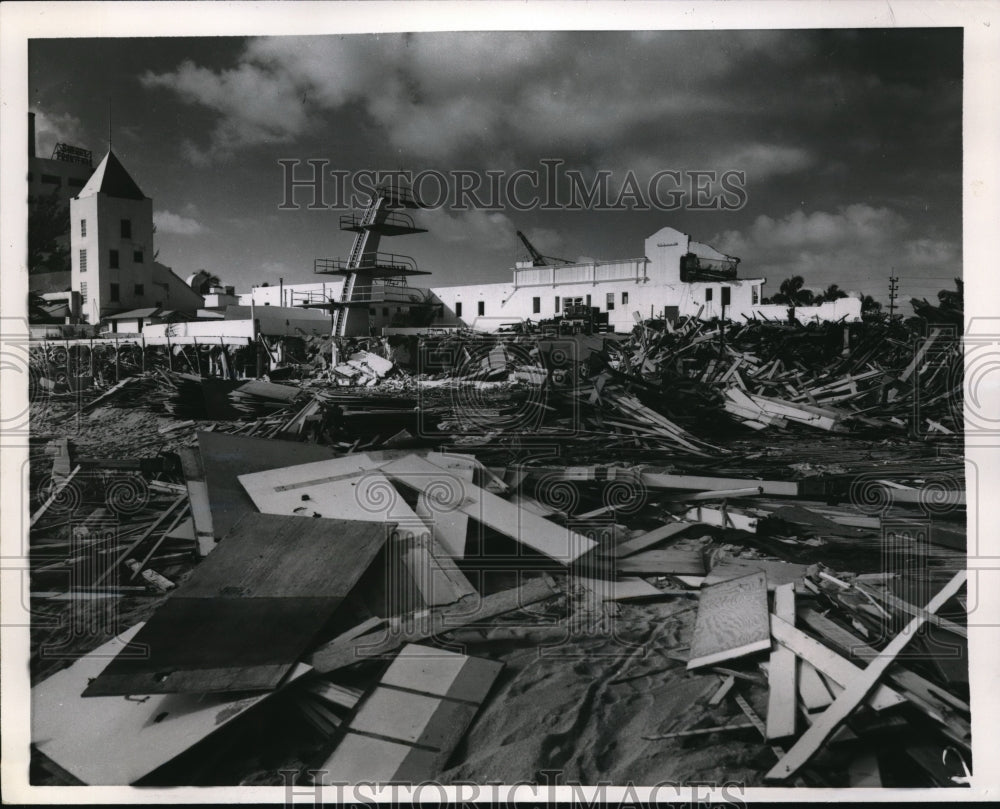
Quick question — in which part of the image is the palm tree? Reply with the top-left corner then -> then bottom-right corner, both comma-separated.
770,276 -> 815,306
819,284 -> 848,303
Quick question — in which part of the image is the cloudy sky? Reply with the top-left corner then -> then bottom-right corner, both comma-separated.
29,29 -> 962,302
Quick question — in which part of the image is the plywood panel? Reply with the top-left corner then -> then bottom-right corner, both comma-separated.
32,623 -> 309,784
687,571 -> 770,670
381,454 -> 595,562
316,643 -> 502,784
84,515 -> 387,696
197,430 -> 339,539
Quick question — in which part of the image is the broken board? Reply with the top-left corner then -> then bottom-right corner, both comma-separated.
381,454 -> 596,563
687,571 -> 770,670
84,514 -> 387,696
315,643 -> 502,784
615,549 -> 706,576
33,623 -> 310,784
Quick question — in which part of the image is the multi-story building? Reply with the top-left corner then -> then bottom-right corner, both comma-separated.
69,149 -> 203,324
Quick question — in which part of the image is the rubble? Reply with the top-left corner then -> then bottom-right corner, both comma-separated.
27,314 -> 970,788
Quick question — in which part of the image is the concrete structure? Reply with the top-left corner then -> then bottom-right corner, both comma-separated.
28,112 -> 95,209
69,150 -> 204,324
427,226 -> 766,332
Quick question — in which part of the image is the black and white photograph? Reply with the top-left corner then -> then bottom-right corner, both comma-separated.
1,0 -> 998,802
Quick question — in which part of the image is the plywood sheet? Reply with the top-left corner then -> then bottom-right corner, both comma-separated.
32,623 -> 309,784
687,571 -> 770,670
316,643 -> 502,784
381,454 -> 595,562
84,515 -> 387,696
197,430 -> 339,539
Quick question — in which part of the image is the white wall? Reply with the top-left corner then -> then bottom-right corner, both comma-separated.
239,281 -> 344,307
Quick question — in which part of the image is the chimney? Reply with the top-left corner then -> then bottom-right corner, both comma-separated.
28,112 -> 36,158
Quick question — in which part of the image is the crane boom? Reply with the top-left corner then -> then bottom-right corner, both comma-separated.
516,230 -> 571,266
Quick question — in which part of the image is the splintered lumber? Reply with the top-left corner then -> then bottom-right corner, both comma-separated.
768,615 -> 905,712
315,644 -> 503,784
400,527 -> 478,607
616,549 -> 706,576
855,583 -> 968,639
31,465 -> 82,526
798,607 -> 971,737
640,471 -> 798,497
684,505 -> 758,533
32,622 -> 311,784
687,571 -> 771,670
84,515 -> 388,697
766,583 -> 797,740
309,575 -> 559,673
93,494 -> 186,585
178,447 -> 215,557
604,521 -> 699,558
381,454 -> 595,563
765,570 -> 967,781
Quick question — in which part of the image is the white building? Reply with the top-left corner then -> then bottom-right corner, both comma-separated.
428,226 -> 766,332
69,150 -> 204,324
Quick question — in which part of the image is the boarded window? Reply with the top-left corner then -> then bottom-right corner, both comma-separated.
80,282 -> 88,303
79,249 -> 87,273
81,219 -> 87,237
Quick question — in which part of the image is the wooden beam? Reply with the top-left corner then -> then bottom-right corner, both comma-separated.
769,615 -> 906,712
765,583 -> 797,740
640,471 -> 798,497
765,570 -> 966,781
603,521 -> 699,558
308,575 -> 560,673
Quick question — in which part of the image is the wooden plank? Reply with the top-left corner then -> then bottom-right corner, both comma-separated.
577,576 -> 663,602
708,675 -> 737,706
400,527 -> 477,607
381,454 -> 595,563
415,455 -> 474,558
309,575 -> 559,673
769,615 -> 906,712
798,660 -> 834,712
856,583 -> 968,639
704,559 -> 809,591
766,571 -> 967,781
684,505 -> 758,533
179,447 -> 215,557
765,583 -> 797,740
616,549 -> 706,576
604,521 -> 699,558
640,471 -> 798,497
798,607 -> 971,736
32,623 -> 310,784
84,515 -> 388,696
687,571 -> 771,670
315,644 -> 502,784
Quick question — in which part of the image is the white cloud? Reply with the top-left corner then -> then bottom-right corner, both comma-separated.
420,207 -> 516,252
711,205 -> 959,294
154,210 -> 205,236
31,107 -> 84,158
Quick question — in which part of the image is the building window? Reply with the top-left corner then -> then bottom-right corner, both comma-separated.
109,249 -> 119,269
382,307 -> 389,317
134,284 -> 144,297
133,249 -> 144,263
585,294 -> 591,307
554,296 -> 560,312
41,174 -> 61,186
109,283 -> 120,303
622,291 -> 629,305
478,300 -> 485,316
121,219 -> 132,239
80,219 -> 87,237
79,249 -> 87,273
369,307 -> 376,316
721,286 -> 731,307
80,282 -> 88,303
606,292 -> 615,311
752,286 -> 759,305
455,301 -> 463,317
532,297 -> 541,314
705,287 -> 714,302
